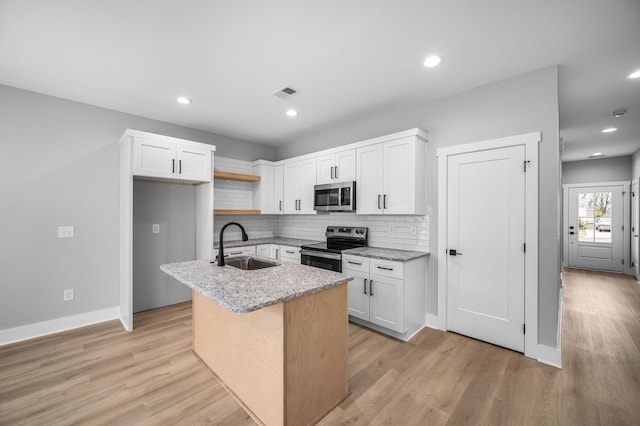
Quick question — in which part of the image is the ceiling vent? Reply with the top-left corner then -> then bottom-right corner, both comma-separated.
272,86 -> 299,100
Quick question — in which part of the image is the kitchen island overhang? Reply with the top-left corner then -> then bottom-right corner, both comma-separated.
160,259 -> 353,426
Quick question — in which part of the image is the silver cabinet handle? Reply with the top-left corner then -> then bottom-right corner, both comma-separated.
172,159 -> 175,173
347,261 -> 362,265
331,166 -> 334,180
335,166 -> 338,179
179,159 -> 182,174
383,194 -> 387,209
378,194 -> 382,209
279,200 -> 283,211
370,280 -> 374,296
285,250 -> 295,254
275,248 -> 279,258
364,278 -> 368,295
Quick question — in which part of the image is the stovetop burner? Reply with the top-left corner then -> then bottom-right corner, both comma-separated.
301,226 -> 368,252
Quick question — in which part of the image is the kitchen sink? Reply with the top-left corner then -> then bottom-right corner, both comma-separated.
224,256 -> 280,271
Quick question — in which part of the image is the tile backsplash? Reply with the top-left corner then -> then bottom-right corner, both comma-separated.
214,214 -> 429,252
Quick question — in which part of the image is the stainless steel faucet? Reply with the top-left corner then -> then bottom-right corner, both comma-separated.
217,222 -> 248,266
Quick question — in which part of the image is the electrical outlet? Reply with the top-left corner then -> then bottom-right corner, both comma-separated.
58,226 -> 75,238
152,224 -> 160,234
63,289 -> 74,302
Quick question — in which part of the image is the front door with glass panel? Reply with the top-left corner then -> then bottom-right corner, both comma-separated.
568,185 -> 623,272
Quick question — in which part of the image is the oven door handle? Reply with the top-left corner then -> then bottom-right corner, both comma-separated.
300,249 -> 342,261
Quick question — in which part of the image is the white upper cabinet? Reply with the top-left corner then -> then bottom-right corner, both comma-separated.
356,135 -> 425,215
274,164 -> 284,214
132,135 -> 212,183
283,158 -> 316,214
316,149 -> 356,184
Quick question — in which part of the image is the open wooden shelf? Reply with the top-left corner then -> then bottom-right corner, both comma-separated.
214,171 -> 261,182
214,209 -> 261,215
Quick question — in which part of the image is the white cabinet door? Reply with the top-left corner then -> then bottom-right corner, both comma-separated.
356,143 -> 384,214
346,270 -> 370,321
257,244 -> 279,259
177,145 -> 211,182
335,149 -> 356,182
298,158 -> 317,214
369,274 -> 404,333
274,165 -> 284,214
316,153 -> 336,185
133,137 -> 176,179
383,138 -> 414,214
283,159 -> 316,214
316,149 -> 356,185
283,162 -> 299,214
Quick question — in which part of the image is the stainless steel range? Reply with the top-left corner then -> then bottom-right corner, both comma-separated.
300,226 -> 368,272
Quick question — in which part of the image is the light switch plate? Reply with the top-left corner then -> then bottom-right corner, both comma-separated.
58,226 -> 74,238
152,224 -> 160,234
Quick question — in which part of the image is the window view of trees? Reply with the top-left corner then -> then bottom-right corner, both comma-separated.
578,192 -> 612,243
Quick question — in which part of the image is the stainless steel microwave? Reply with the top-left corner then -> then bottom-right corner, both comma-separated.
314,181 -> 356,212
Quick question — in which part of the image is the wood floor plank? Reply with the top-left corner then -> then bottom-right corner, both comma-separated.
1,270 -> 639,425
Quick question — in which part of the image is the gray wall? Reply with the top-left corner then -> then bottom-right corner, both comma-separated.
133,181 -> 194,313
633,148 -> 640,179
0,84 -> 277,330
562,156 -> 632,184
279,66 -> 561,348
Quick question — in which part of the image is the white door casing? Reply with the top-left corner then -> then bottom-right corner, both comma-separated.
437,132 -> 540,361
567,185 -> 624,272
446,145 -> 526,352
633,180 -> 639,280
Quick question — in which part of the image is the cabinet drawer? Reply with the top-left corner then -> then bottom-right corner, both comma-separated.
214,245 -> 256,258
342,255 -> 370,273
279,245 -> 301,263
370,258 -> 403,280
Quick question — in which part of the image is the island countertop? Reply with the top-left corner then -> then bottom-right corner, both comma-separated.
160,259 -> 352,314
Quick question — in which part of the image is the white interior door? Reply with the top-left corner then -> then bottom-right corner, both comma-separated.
632,180 -> 639,280
567,185 -> 623,272
446,145 -> 525,352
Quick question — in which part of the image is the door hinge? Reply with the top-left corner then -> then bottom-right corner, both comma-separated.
523,324 -> 526,334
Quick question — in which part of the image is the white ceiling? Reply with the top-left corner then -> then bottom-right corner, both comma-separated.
1,0 -> 639,161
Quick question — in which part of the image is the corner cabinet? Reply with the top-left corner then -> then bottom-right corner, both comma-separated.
342,254 -> 426,341
133,136 -> 212,183
356,135 -> 426,215
119,129 -> 215,332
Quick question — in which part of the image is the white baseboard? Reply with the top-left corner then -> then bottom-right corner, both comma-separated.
0,307 -> 120,347
425,313 -> 445,331
536,343 -> 562,368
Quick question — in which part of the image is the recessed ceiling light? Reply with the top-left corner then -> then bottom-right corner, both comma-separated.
176,97 -> 192,104
601,127 -> 617,133
628,69 -> 640,79
593,152 -> 604,156
423,55 -> 443,68
286,109 -> 298,117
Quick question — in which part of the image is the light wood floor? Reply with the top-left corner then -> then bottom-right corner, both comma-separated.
1,268 -> 639,425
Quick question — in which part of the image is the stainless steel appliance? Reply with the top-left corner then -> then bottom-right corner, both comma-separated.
300,226 -> 368,272
313,181 -> 356,212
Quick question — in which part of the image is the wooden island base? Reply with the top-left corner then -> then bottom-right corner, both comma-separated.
192,283 -> 349,426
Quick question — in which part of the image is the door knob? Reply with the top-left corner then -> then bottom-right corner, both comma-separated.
448,249 -> 462,256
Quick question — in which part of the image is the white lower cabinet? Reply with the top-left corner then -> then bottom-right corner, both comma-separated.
256,244 -> 279,259
343,254 -> 426,341
279,245 -> 301,263
214,245 -> 256,261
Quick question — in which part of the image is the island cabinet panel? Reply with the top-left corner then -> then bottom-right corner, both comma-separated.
192,283 -> 349,426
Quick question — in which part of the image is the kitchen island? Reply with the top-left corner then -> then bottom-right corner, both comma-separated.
160,259 -> 352,426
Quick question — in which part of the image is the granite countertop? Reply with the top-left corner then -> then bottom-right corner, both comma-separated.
343,247 -> 429,262
214,237 -> 321,249
160,258 -> 352,314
